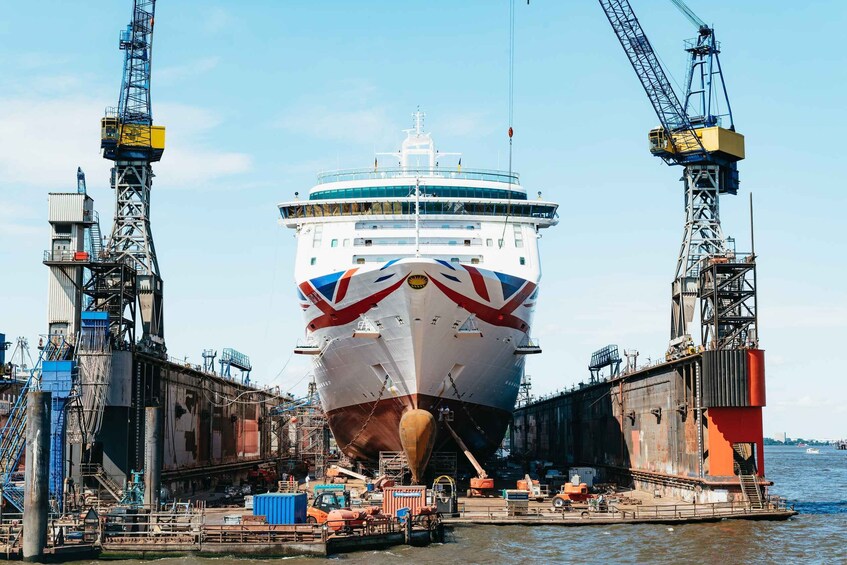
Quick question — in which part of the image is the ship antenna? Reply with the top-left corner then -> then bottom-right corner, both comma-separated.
414,178 -> 421,257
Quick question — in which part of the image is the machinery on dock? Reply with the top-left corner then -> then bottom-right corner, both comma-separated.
306,488 -> 351,524
439,410 -> 495,497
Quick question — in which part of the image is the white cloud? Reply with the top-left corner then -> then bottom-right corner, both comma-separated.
157,57 -> 220,84
430,111 -> 498,138
203,7 -> 233,34
276,106 -> 396,146
0,93 -> 252,192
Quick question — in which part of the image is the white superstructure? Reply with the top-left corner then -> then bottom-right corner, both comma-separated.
278,112 -> 558,460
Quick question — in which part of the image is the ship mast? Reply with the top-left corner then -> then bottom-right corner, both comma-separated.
414,178 -> 421,257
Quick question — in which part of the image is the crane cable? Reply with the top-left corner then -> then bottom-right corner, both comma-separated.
499,0 -> 517,249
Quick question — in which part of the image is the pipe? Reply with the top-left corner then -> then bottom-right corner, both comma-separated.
695,361 -> 704,479
143,406 -> 163,510
23,391 -> 51,562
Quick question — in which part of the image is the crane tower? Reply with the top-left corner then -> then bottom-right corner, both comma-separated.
100,0 -> 166,354
598,0 -> 746,343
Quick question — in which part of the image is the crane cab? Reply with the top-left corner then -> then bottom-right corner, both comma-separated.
101,114 -> 166,161
649,125 -> 745,163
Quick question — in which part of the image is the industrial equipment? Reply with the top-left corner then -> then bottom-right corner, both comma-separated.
306,489 -> 351,524
431,475 -> 458,516
439,409 -> 495,497
101,0 -> 167,354
598,0 -> 744,344
551,482 -> 592,509
517,474 -> 547,502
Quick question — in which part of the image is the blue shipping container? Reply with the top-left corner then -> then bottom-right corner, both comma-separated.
253,493 -> 307,524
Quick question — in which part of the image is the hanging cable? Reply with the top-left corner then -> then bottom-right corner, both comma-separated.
500,0 -> 517,248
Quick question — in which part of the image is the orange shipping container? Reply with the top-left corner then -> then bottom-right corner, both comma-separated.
382,486 -> 426,517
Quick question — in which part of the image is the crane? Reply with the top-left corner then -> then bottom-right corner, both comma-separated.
100,0 -> 166,354
598,0 -> 744,342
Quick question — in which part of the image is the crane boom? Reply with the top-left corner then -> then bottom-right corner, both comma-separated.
598,0 -> 697,149
442,419 -> 487,480
669,0 -> 706,30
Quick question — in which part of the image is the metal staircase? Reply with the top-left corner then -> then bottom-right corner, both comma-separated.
0,337 -> 69,510
81,463 -> 123,502
739,473 -> 763,509
89,211 -> 104,261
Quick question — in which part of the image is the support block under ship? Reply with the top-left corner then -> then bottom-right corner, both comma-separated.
279,113 -> 558,480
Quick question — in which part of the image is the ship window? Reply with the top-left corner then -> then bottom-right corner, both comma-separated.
467,225 -> 475,230
365,239 -> 373,247
343,239 -> 351,247
356,257 -> 365,264
486,239 -> 493,247
310,257 -> 317,265
450,257 -> 460,263
514,224 -> 524,248
331,239 -> 338,248
449,241 -> 457,246
519,257 -> 526,265
498,239 -> 504,247
464,240 -> 471,246
471,258 -> 480,264
313,225 -> 323,248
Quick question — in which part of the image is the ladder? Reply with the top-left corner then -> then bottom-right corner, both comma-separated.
0,338 -> 69,510
81,464 -> 123,502
89,211 -> 104,260
739,473 -> 763,509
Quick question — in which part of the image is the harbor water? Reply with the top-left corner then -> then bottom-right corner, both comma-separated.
72,445 -> 845,564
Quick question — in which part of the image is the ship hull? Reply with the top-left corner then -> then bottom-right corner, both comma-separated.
326,394 -> 511,461
298,258 -> 537,461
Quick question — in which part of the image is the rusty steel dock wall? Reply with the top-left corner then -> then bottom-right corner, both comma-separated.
511,351 -> 767,503
94,352 -> 284,495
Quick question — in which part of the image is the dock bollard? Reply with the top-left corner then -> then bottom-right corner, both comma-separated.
23,391 -> 51,562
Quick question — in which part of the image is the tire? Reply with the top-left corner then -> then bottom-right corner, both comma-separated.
306,516 -> 317,524
553,497 -> 565,509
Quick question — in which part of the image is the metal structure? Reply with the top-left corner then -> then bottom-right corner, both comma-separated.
219,348 -> 252,384
101,0 -> 166,354
598,0 -> 745,342
699,256 -> 757,350
272,381 -> 331,478
202,349 -> 217,373
0,337 -> 70,510
588,344 -> 622,383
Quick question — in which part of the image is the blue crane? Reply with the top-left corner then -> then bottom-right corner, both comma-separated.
101,0 -> 164,163
598,0 -> 743,193
100,0 -> 167,353
598,0 -> 746,341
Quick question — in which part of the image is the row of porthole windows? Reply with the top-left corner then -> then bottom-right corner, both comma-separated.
308,256 -> 527,266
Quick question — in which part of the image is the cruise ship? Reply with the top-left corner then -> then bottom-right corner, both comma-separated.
279,112 -> 558,480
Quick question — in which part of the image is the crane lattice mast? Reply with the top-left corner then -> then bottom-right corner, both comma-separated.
100,0 -> 166,354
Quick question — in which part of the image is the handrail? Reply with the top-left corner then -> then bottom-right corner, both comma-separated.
317,167 -> 520,185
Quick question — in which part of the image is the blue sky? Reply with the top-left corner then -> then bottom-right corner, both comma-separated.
1,1 -> 845,439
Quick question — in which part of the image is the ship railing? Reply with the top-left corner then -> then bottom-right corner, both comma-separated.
317,167 -> 519,185
455,499 -> 788,520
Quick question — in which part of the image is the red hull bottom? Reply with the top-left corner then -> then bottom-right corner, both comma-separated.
326,393 -> 512,462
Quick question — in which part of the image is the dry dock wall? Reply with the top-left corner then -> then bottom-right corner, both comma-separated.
91,352 -> 284,495
511,349 -> 767,502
